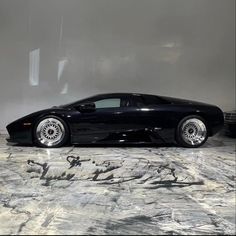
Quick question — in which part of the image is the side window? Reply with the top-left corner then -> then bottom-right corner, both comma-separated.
94,98 -> 121,109
132,95 -> 168,107
143,95 -> 159,106
143,95 -> 169,105
132,95 -> 145,107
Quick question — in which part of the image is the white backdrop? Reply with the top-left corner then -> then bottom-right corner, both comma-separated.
0,0 -> 235,131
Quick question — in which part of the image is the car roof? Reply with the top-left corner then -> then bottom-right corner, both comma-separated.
92,93 -> 157,97
62,93 -> 162,108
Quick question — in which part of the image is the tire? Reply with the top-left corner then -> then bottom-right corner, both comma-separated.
176,115 -> 208,148
34,115 -> 69,148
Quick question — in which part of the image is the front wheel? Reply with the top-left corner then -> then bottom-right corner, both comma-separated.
34,116 -> 69,148
176,115 -> 208,148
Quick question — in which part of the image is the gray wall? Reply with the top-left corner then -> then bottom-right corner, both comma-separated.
0,0 -> 235,131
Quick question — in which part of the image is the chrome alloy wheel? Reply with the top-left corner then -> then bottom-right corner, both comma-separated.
181,118 -> 207,146
36,118 -> 65,147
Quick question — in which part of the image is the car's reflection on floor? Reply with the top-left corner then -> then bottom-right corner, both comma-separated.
0,134 -> 235,235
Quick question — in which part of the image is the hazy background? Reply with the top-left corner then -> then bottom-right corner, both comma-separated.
0,0 -> 235,131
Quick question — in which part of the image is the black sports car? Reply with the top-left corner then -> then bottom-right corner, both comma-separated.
6,93 -> 224,148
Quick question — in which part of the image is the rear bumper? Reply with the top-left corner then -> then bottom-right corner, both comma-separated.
209,107 -> 224,136
211,123 -> 224,136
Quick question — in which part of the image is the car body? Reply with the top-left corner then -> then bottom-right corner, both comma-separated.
224,110 -> 236,137
6,93 -> 224,148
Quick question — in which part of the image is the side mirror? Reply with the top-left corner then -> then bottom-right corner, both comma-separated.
76,102 -> 96,113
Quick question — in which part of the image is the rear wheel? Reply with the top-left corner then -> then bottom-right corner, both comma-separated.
34,116 -> 69,148
176,115 -> 208,148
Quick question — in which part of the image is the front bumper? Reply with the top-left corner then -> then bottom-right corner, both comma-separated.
6,136 -> 12,142
6,123 -> 33,145
6,132 -> 33,144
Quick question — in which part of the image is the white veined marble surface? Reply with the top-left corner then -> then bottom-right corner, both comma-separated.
0,134 -> 235,235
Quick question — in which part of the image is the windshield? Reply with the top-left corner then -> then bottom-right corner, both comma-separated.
59,95 -> 99,108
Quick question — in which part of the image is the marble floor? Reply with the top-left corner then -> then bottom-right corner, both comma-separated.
0,134 -> 235,235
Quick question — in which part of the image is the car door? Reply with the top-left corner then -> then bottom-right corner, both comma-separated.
128,94 -> 168,142
71,95 -> 133,143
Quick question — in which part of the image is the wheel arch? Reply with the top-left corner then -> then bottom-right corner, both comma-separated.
175,113 -> 209,148
176,112 -> 212,137
32,113 -> 72,144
